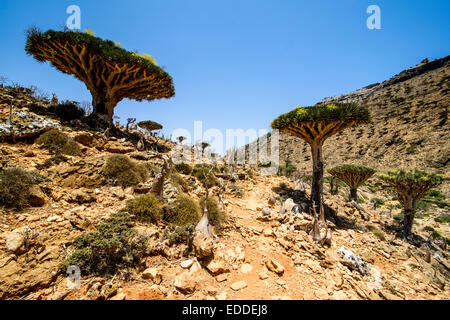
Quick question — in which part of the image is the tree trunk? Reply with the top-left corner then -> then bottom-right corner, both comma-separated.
310,142 -> 324,207
92,93 -> 116,124
350,187 -> 358,202
403,198 -> 416,237
196,166 -> 214,237
150,155 -> 173,200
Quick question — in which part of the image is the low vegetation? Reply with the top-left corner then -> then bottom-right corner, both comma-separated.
0,168 -> 38,209
102,155 -> 148,187
200,196 -> 226,228
36,129 -> 81,156
60,211 -> 147,275
124,194 -> 162,223
175,162 -> 193,175
164,194 -> 200,226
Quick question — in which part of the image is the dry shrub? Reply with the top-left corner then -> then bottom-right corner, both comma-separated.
102,155 -> 148,187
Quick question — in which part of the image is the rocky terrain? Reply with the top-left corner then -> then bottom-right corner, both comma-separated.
252,56 -> 449,193
0,75 -> 449,301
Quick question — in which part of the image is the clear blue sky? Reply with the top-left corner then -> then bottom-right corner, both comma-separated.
1,0 -> 449,152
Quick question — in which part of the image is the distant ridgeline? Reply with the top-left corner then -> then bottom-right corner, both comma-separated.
248,55 -> 449,191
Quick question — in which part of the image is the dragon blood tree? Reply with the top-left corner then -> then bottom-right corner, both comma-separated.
138,120 -> 163,135
25,28 -> 175,125
328,165 -> 376,202
379,170 -> 444,238
271,103 -> 370,206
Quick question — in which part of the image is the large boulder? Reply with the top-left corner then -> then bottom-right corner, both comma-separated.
174,272 -> 197,294
193,233 -> 214,259
28,185 -> 46,207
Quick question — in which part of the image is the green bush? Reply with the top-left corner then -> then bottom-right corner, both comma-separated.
36,129 -> 81,155
124,194 -> 162,223
60,211 -> 147,275
434,214 -> 450,224
162,224 -> 195,246
28,101 -> 85,122
47,101 -> 85,121
44,154 -> 69,167
200,197 -> 226,227
372,198 -> 385,206
192,165 -> 218,188
192,166 -> 219,188
229,185 -> 244,198
279,182 -> 288,189
0,168 -> 35,209
102,155 -> 148,187
164,194 -> 200,226
170,172 -> 189,192
175,162 -> 193,175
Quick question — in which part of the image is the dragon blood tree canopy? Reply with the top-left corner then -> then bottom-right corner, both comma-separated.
379,170 -> 444,236
379,170 -> 444,205
25,28 -> 175,123
271,103 -> 371,144
328,165 -> 376,201
138,120 -> 163,132
271,103 -> 371,206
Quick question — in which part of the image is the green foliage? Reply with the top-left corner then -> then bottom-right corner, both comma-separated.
192,165 -> 218,188
137,120 -> 163,132
423,226 -> 443,240
229,184 -> 244,198
0,168 -> 35,209
44,154 -> 69,167
379,170 -> 444,189
124,194 -> 162,223
162,224 -> 195,246
28,101 -> 86,122
366,225 -> 386,241
36,129 -> 81,155
26,28 -> 163,73
102,155 -> 148,187
328,165 -> 376,188
60,211 -> 147,275
372,198 -> 385,206
434,214 -> 450,224
175,162 -> 193,175
271,103 -> 371,129
164,195 -> 200,226
279,182 -> 288,189
48,101 -> 85,121
200,197 -> 226,227
424,189 -> 445,201
170,172 -> 190,192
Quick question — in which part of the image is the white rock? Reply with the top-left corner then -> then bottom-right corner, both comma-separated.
5,227 -> 31,252
180,259 -> 194,269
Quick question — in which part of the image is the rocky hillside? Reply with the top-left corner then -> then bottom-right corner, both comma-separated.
254,56 -> 449,192
0,81 -> 449,301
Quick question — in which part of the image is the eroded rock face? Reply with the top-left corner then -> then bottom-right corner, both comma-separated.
104,141 -> 135,154
0,110 -> 60,141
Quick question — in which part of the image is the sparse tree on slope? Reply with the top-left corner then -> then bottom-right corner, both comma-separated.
328,165 -> 376,202
379,170 -> 444,238
25,28 -> 175,125
271,103 -> 371,207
